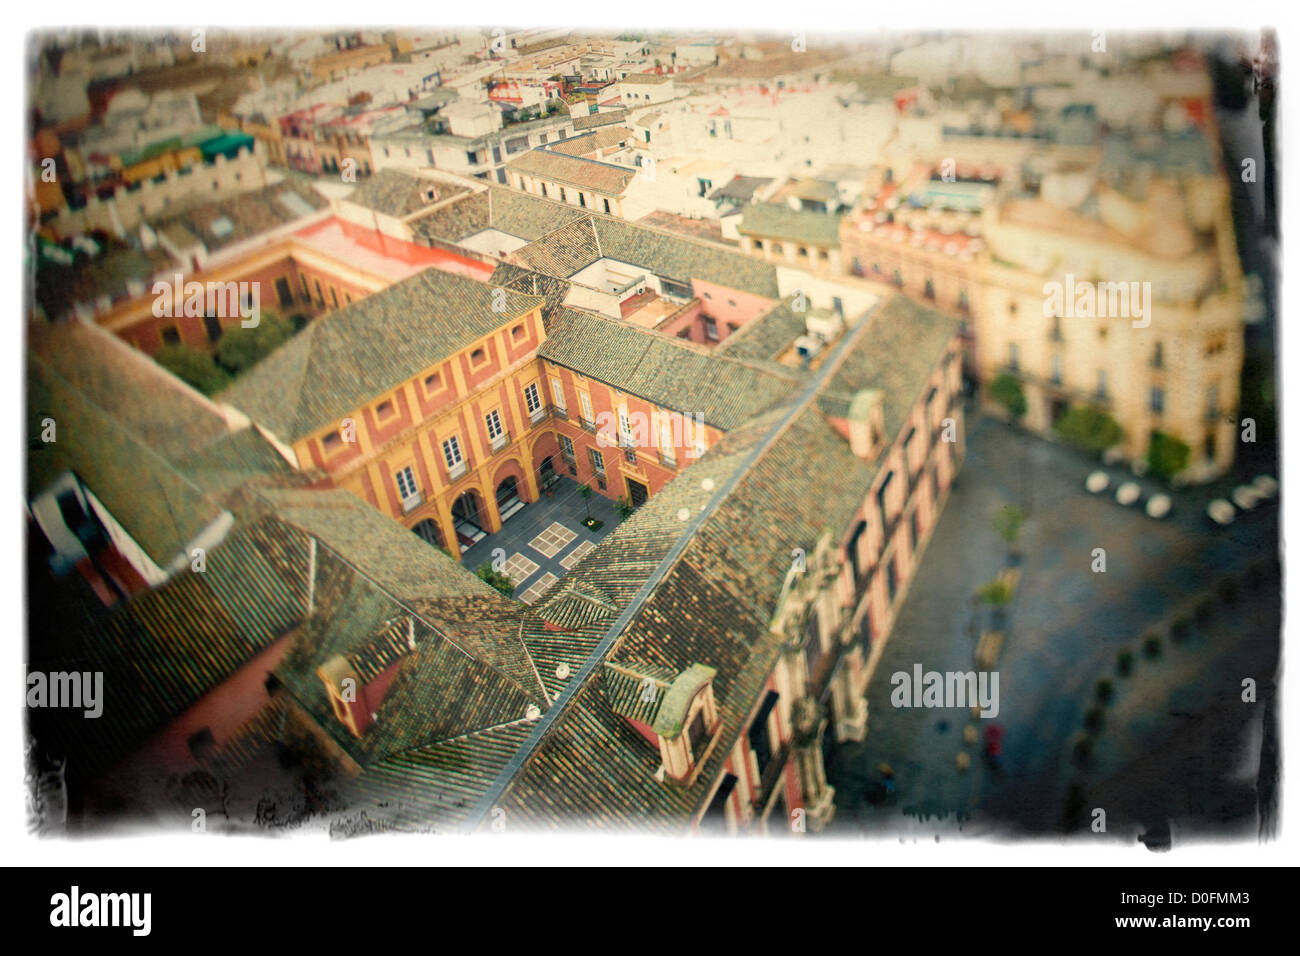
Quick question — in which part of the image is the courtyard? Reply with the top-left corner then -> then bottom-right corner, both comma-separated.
459,475 -> 620,604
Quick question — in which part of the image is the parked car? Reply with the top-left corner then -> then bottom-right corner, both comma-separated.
1207,498 -> 1236,525
1232,485 -> 1260,511
1253,474 -> 1278,499
1145,493 -> 1172,519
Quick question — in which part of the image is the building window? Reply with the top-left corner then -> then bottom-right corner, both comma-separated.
877,470 -> 894,524
1008,343 -> 1019,372
578,390 -> 595,428
203,315 -> 223,342
375,399 -> 395,419
550,376 -> 566,414
886,557 -> 898,604
1150,387 -> 1165,414
424,371 -> 441,390
322,430 -> 343,452
443,436 -> 466,477
1151,342 -> 1164,369
486,409 -> 506,449
559,433 -> 576,463
702,316 -> 719,341
603,198 -> 611,214
589,447 -> 606,476
162,326 -> 181,346
1050,354 -> 1062,385
470,347 -> 486,364
560,187 -> 568,202
1097,370 -> 1108,399
511,323 -> 525,339
524,382 -> 543,422
395,466 -> 420,511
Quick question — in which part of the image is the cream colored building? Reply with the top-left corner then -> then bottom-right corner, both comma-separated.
842,158 -> 1244,484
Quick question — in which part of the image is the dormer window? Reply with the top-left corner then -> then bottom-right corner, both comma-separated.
603,661 -> 720,785
322,430 -> 343,452
424,371 -> 442,390
470,347 -> 487,364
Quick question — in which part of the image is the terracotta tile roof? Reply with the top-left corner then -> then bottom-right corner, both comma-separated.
539,307 -> 801,430
506,149 -> 638,195
345,718 -> 538,832
715,296 -> 805,362
547,126 -> 634,155
345,168 -> 471,220
29,515 -> 312,788
153,179 -> 328,253
28,353 -> 228,568
217,268 -> 545,443
509,208 -> 782,297
602,660 -> 676,724
818,294 -> 960,436
738,203 -> 844,247
572,107 -> 627,130
488,262 -> 572,327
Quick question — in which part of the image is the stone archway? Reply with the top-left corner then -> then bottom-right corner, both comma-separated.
451,490 -> 488,548
495,475 -> 524,522
411,518 -> 444,550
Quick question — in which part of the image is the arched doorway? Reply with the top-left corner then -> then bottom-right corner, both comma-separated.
411,518 -> 444,550
496,475 -> 524,522
538,455 -> 557,495
452,491 -> 487,548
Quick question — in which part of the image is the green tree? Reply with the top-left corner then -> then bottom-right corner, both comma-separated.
989,373 -> 1027,421
977,578 -> 1013,608
1147,431 -> 1190,481
476,563 -> 515,597
992,504 -> 1025,550
215,311 -> 293,375
1054,405 -> 1124,455
155,344 -> 230,395
578,482 -> 594,521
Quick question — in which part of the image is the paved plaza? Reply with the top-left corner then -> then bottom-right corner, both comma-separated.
460,476 -> 620,603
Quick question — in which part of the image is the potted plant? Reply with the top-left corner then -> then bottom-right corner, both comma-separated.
578,483 -> 603,531
977,578 -> 1013,628
992,504 -> 1026,565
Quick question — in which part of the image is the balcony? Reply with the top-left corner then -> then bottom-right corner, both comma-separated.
490,430 -> 512,453
550,404 -> 568,422
528,405 -> 546,425
580,418 -> 597,434
657,451 -> 677,469
447,459 -> 470,481
400,490 -> 424,514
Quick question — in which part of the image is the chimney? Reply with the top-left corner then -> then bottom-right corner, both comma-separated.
847,389 -> 885,461
316,655 -> 372,737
